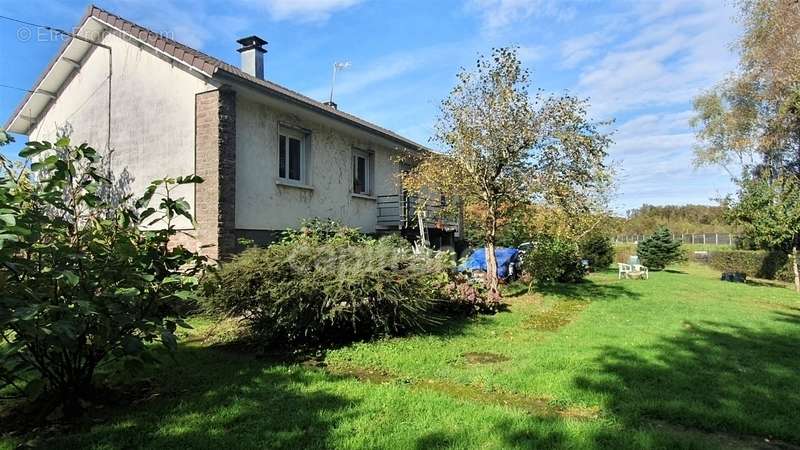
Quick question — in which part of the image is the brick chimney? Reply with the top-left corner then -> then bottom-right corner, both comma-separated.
236,35 -> 267,80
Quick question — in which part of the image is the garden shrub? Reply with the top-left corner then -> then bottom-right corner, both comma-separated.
708,249 -> 791,280
0,138 -> 205,416
440,273 -> 500,315
203,224 -> 487,346
520,236 -> 586,284
580,233 -> 614,271
637,226 -> 683,270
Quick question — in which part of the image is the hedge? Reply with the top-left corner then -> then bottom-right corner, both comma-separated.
708,250 -> 793,281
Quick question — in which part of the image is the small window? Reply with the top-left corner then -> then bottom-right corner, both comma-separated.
352,149 -> 372,195
278,129 -> 306,183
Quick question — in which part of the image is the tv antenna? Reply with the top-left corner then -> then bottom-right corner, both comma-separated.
328,61 -> 351,106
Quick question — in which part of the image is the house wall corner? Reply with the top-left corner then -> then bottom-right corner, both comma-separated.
195,86 -> 237,261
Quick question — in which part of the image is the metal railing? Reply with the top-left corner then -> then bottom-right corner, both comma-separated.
615,233 -> 737,245
377,194 -> 460,232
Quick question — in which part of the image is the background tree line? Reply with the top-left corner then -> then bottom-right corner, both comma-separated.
613,204 -> 734,236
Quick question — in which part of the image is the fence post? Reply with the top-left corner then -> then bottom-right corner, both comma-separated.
691,234 -> 695,244
715,233 -> 718,245
703,234 -> 706,245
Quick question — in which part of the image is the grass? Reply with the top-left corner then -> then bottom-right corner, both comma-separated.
3,263 -> 800,449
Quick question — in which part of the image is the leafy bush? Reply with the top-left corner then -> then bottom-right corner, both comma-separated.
637,226 -> 683,270
521,236 -> 586,284
708,249 -> 791,280
580,234 -> 614,271
203,226 -> 458,346
377,232 -> 413,250
0,138 -> 205,416
441,273 -> 500,315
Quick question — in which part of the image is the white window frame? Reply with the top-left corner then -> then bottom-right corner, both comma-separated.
278,127 -> 307,185
352,148 -> 373,195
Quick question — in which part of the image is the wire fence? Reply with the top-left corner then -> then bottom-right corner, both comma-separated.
615,233 -> 737,246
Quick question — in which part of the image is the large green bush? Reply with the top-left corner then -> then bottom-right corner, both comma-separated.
708,249 -> 791,280
521,236 -> 586,284
203,224 -> 469,346
0,138 -> 205,416
637,227 -> 683,270
580,233 -> 614,271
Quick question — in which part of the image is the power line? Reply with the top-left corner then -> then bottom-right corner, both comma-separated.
0,83 -> 34,94
0,14 -> 110,50
0,14 -> 50,30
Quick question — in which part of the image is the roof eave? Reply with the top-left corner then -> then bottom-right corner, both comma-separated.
4,5 -> 96,134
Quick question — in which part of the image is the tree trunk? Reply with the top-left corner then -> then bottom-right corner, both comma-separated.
484,202 -> 500,298
793,245 -> 800,293
485,239 -> 500,296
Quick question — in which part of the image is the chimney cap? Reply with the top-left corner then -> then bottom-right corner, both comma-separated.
237,35 -> 267,53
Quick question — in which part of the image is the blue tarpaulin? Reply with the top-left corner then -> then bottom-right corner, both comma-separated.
461,247 -> 520,279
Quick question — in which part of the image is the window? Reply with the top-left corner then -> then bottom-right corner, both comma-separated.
352,149 -> 372,195
278,129 -> 305,183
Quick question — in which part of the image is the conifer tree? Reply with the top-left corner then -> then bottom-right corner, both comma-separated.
637,227 -> 682,270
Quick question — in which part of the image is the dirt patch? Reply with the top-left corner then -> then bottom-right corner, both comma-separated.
416,380 -> 600,420
525,300 -> 589,331
325,364 -> 599,420
326,365 -> 395,384
463,352 -> 510,364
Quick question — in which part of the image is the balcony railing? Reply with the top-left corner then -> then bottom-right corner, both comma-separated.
377,194 -> 460,234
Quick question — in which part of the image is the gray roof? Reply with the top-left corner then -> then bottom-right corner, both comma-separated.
6,4 -> 427,151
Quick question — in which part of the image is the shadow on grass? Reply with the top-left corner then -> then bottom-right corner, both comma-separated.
415,418 -> 568,449
663,269 -> 688,274
745,278 -> 791,289
534,279 -> 642,302
575,317 -> 800,446
503,278 -> 642,302
32,345 -> 356,449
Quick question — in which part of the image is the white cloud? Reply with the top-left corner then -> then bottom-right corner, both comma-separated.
253,0 -> 364,23
304,44 -> 460,101
560,32 -> 610,69
105,0 -> 363,49
107,0 -> 252,48
467,0 -> 576,31
573,2 -> 739,119
518,45 -> 546,63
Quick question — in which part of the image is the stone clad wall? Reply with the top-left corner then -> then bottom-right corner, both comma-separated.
195,87 -> 237,260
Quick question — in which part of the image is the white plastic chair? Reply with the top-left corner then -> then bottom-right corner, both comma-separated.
618,263 -> 649,279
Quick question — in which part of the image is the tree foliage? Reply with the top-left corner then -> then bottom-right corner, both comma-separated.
618,204 -> 732,235
692,0 -> 800,176
726,174 -> 800,290
402,47 -> 612,295
0,137 -> 206,415
520,236 -> 586,285
636,227 -> 683,270
692,0 -> 800,291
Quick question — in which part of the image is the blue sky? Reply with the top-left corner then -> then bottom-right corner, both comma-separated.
0,0 -> 741,213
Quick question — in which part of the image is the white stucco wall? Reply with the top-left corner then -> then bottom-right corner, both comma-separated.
235,96 -> 403,233
28,28 -> 213,229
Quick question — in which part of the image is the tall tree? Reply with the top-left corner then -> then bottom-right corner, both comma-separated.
728,173 -> 800,291
402,47 -> 612,296
692,0 -> 800,176
692,0 -> 800,291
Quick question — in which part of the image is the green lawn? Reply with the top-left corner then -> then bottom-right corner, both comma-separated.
3,263 -> 800,449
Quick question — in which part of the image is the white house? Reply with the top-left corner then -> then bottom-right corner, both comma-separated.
5,5 -> 460,259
